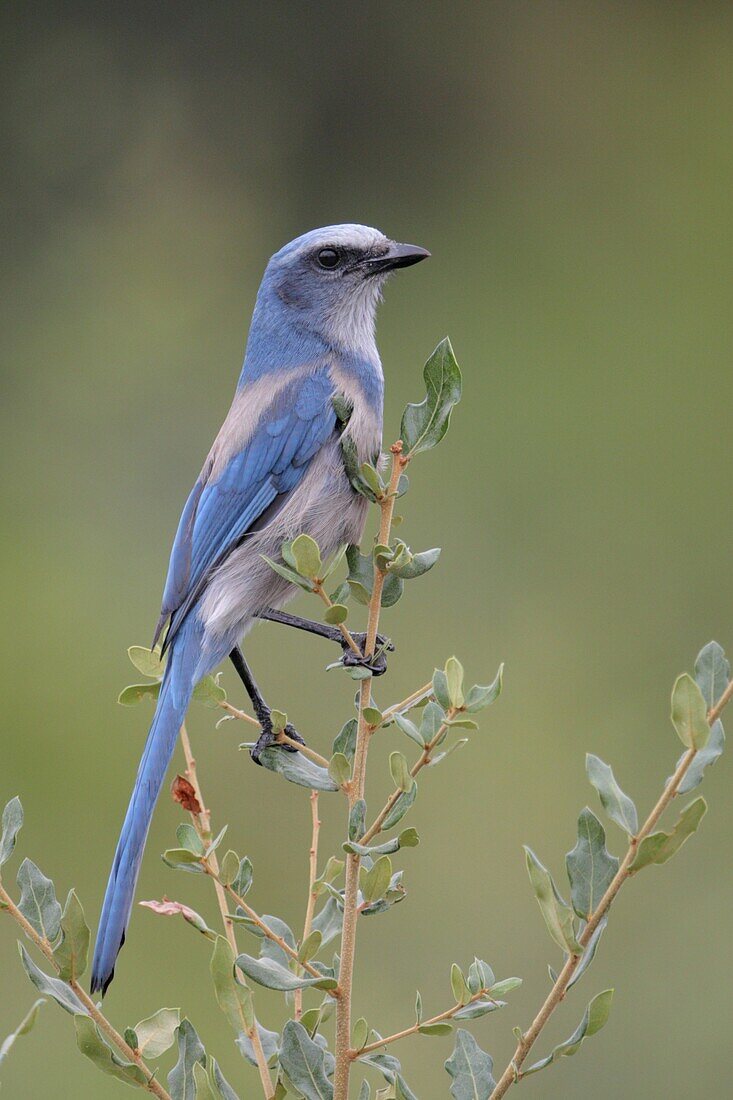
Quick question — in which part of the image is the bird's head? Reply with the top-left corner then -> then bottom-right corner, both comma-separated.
259,224 -> 429,354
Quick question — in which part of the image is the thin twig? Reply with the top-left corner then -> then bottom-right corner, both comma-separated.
276,731 -> 331,770
0,882 -> 173,1100
351,991 -> 492,1058
294,791 -> 322,1020
490,682 -> 733,1097
381,681 -> 434,723
178,724 -> 274,1100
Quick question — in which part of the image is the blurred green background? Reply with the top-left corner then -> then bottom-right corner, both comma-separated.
2,2 -> 732,1097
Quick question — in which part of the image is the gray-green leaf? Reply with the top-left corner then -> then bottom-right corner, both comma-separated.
523,989 -> 613,1076
401,338 -> 462,458
17,859 -> 61,943
210,937 -> 255,1034
525,848 -> 581,954
0,797 -> 23,869
235,953 -> 337,992
565,809 -> 619,920
444,1029 -> 495,1100
694,640 -> 730,709
252,746 -> 339,792
133,1007 -> 181,1059
53,889 -> 90,981
279,1020 -> 333,1100
629,798 -> 707,872
671,673 -> 710,750
382,783 -> 418,830
74,1015 -> 148,1086
464,665 -> 504,713
586,754 -> 638,836
168,1019 -> 206,1100
18,944 -> 88,1016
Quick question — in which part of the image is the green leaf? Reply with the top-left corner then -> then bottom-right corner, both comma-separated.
488,977 -> 522,997
252,745 -> 339,792
467,958 -> 494,993
325,604 -> 348,625
312,898 -> 342,947
428,739 -> 469,767
128,645 -> 165,679
343,828 -> 419,858
74,1015 -> 148,1086
565,809 -> 619,920
279,1020 -> 333,1100
388,547 -> 441,580
210,937 -> 255,1034
235,953 -> 337,992
299,930 -> 323,963
360,856 -> 393,903
523,990 -> 613,1076
401,338 -> 462,458
675,719 -> 725,795
53,890 -> 90,981
444,1029 -> 495,1100
177,823 -> 205,856
524,848 -> 581,954
694,640 -> 730,709
389,752 -> 414,793
382,783 -> 418,830
18,944 -> 87,1015
629,797 -> 707,872
352,1017 -> 369,1052
586,754 -> 638,836
392,713 -> 424,747
322,543 -> 349,581
0,999 -> 44,1069
464,665 -> 504,713
162,848 -> 204,873
453,1000 -> 506,1021
237,1021 -> 280,1067
419,1022 -> 454,1036
346,545 -> 373,605
415,991 -> 423,1025
291,534 -> 323,579
133,1007 -> 181,1059
193,674 -> 227,707
220,849 -> 240,887
193,1062 -> 218,1100
432,668 -> 451,710
261,554 -> 316,592
168,1019 -> 206,1100
349,800 -> 367,841
450,964 -> 471,1005
671,673 -> 710,749
17,859 -> 61,942
444,657 -> 465,709
328,753 -> 352,787
363,706 -> 383,727
381,574 -> 404,608
118,681 -> 161,706
333,719 -> 358,762
210,1058 -> 240,1100
0,796 -> 23,869
231,857 -> 253,897
567,916 -> 607,991
341,434 -> 380,502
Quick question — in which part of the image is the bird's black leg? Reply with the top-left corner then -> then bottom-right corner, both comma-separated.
256,608 -> 394,676
229,645 -> 305,765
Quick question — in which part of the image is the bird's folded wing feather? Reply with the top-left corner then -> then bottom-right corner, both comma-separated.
155,369 -> 337,649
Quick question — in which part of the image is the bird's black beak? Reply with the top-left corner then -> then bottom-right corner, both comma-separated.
362,242 -> 431,274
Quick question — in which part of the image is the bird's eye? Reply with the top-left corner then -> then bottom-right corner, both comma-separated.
317,247 -> 340,269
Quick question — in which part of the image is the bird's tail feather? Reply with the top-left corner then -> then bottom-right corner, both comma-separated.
90,639 -> 197,995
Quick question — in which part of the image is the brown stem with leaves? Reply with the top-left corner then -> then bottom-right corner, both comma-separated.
178,724 -> 274,1100
294,791 -> 322,1021
351,990 -> 496,1060
0,881 -> 173,1100
490,680 -> 733,1098
333,443 -> 406,1100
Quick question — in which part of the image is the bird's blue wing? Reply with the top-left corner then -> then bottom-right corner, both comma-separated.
156,370 -> 337,650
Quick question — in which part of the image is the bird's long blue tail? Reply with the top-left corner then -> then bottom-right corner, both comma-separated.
91,629 -> 201,995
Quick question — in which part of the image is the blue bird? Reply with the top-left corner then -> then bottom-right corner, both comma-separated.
91,224 -> 429,994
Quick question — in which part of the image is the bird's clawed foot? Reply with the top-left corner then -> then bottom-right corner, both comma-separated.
250,714 -> 306,766
340,632 -> 394,677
